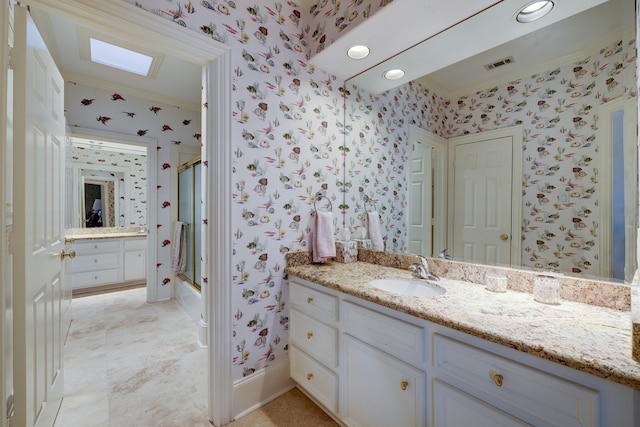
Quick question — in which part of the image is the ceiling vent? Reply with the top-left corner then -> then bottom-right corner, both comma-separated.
484,56 -> 515,71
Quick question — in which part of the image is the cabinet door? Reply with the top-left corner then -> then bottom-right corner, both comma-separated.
124,249 -> 146,281
343,335 -> 425,427
433,380 -> 531,427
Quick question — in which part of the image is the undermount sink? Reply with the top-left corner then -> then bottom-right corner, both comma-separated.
368,278 -> 446,297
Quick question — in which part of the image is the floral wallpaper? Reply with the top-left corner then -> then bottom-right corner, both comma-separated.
306,0 -> 393,58
122,0 -> 637,383
72,145 -> 147,227
64,82 -> 201,301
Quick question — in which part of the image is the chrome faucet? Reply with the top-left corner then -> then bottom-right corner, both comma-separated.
438,248 -> 451,260
409,255 -> 439,281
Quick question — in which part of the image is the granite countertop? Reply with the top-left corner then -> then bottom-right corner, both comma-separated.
65,227 -> 148,241
285,261 -> 640,390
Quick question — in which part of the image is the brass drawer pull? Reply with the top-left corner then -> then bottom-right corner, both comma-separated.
400,380 -> 408,391
306,332 -> 313,339
490,370 -> 504,387
307,373 -> 313,381
307,297 -> 313,304
60,250 -> 76,260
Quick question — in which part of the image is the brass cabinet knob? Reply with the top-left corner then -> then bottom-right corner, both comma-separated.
500,233 -> 509,241
307,297 -> 313,304
306,332 -> 313,339
491,372 -> 504,387
306,373 -> 313,381
400,380 -> 409,391
60,249 -> 76,260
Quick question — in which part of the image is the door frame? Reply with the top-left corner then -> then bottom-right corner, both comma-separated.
598,97 -> 637,281
1,0 -> 233,425
407,125 -> 448,256
447,125 -> 523,266
70,128 -> 158,296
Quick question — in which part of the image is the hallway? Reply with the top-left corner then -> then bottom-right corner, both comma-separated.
54,287 -> 209,427
53,287 -> 338,427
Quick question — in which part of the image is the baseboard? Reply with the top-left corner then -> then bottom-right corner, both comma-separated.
198,318 -> 208,348
231,359 -> 294,421
72,280 -> 145,298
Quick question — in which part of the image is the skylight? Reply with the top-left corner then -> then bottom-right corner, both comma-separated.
89,38 -> 153,76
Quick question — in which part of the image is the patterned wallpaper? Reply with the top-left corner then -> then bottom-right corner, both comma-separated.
64,82 -> 201,301
306,0 -> 393,58
72,145 -> 147,227
122,0 -> 637,383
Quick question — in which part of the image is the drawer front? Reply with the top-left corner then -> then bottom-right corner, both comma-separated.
71,253 -> 121,273
124,238 -> 147,251
290,309 -> 337,368
433,380 -> 531,427
433,334 -> 599,427
72,268 -> 121,288
290,345 -> 338,413
343,300 -> 425,364
290,280 -> 338,323
73,240 -> 121,255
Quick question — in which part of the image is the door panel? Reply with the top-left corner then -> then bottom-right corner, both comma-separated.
409,142 -> 433,256
452,136 -> 513,265
13,6 -> 65,427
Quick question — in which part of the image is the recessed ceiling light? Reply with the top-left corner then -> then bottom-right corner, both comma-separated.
516,1 -> 554,23
90,38 -> 153,76
383,69 -> 405,80
347,45 -> 370,60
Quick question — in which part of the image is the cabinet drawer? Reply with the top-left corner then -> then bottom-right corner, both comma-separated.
124,238 -> 146,251
72,268 -> 121,288
73,240 -> 121,255
343,301 -> 425,364
290,346 -> 338,413
433,334 -> 599,427
433,379 -> 530,426
290,280 -> 338,323
71,253 -> 121,273
290,309 -> 337,368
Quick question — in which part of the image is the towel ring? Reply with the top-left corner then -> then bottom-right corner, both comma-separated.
364,195 -> 376,213
314,194 -> 333,213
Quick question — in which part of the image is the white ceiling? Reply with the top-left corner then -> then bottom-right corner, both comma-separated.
314,0 -> 631,95
30,8 -> 202,111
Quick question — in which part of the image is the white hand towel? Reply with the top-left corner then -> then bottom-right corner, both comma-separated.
171,221 -> 187,272
367,211 -> 384,251
313,211 -> 336,263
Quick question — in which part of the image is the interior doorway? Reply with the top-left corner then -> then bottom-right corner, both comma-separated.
4,0 -> 234,425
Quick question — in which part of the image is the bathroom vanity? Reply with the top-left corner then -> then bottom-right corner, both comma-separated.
286,261 -> 640,427
66,228 -> 147,293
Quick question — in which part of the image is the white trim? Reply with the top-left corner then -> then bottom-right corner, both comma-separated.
206,50 -> 234,426
1,0 -> 11,424
231,361 -> 295,421
447,125 -> 523,267
407,125 -> 447,256
598,97 -> 637,281
17,1 -> 233,425
70,127 -> 158,301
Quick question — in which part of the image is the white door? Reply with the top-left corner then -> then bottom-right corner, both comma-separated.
12,6 -> 66,427
409,142 -> 433,256
451,136 -> 513,265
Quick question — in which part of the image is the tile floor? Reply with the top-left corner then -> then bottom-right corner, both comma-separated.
54,287 -> 337,427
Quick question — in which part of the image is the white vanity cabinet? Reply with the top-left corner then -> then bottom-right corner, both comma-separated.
70,237 -> 146,291
288,276 -> 640,427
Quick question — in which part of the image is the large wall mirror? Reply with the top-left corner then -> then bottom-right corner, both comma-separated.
341,0 -> 637,282
69,131 -> 148,229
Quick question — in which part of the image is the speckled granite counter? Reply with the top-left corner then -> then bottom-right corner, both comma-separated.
285,260 -> 640,390
65,226 -> 148,241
